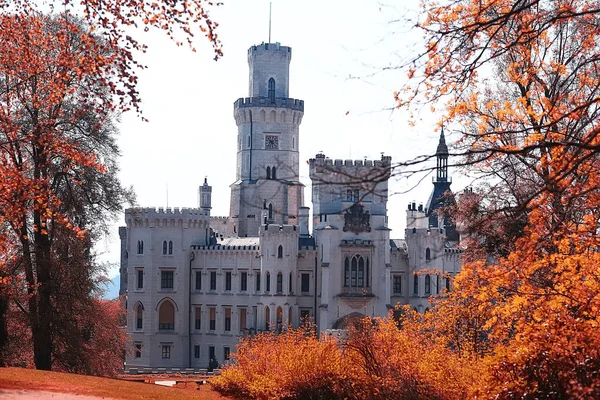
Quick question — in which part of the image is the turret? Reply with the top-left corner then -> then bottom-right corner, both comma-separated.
199,177 -> 212,215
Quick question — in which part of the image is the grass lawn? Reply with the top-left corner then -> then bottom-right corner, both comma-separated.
0,367 -> 229,399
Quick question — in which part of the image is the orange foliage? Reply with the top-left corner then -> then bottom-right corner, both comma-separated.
398,1 -> 600,398
213,317 -> 480,400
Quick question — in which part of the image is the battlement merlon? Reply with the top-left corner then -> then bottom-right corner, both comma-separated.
125,207 -> 210,219
248,42 -> 292,60
234,97 -> 304,112
258,224 -> 300,235
309,154 -> 392,181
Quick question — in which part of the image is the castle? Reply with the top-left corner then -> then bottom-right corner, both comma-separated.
120,42 -> 461,369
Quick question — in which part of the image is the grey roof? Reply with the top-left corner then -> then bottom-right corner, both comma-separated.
390,239 -> 407,252
299,236 -> 316,249
215,237 -> 260,247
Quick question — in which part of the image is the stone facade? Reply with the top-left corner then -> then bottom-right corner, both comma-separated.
121,41 -> 462,370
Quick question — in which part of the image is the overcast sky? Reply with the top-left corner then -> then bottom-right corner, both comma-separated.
98,0 -> 466,276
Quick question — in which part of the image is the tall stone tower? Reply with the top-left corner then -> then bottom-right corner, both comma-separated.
230,42 -> 305,237
199,177 -> 212,215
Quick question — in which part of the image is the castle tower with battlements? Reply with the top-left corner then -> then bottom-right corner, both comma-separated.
230,43 -> 305,237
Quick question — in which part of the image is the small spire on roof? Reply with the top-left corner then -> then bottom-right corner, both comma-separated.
436,125 -> 448,156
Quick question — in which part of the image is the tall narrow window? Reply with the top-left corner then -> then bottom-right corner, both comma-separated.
158,301 -> 175,330
268,203 -> 273,220
135,343 -> 142,358
256,272 -> 261,292
266,272 -> 271,292
414,275 -> 419,295
301,273 -> 310,292
425,248 -> 431,261
446,277 -> 451,292
209,307 -> 216,331
266,166 -> 271,179
162,345 -> 171,359
272,167 -> 276,179
268,78 -> 275,103
277,245 -> 283,258
210,271 -> 217,291
357,256 -> 365,287
209,345 -> 215,361
351,256 -> 358,287
168,240 -> 173,255
241,271 -> 248,291
195,271 -> 202,290
425,274 -> 431,294
195,306 -> 201,330
225,271 -> 232,291
194,345 -> 200,359
224,308 -> 231,331
224,347 -> 231,361
276,306 -> 283,329
289,272 -> 293,293
137,240 -> 143,254
239,308 -> 247,332
162,241 -> 167,255
137,269 -> 144,290
136,303 -> 143,330
276,272 -> 283,293
265,306 -> 271,330
436,275 -> 440,294
344,257 -> 350,287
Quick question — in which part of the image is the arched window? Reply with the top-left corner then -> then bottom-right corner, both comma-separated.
268,78 -> 275,103
446,277 -> 451,292
136,303 -> 143,330
289,306 -> 293,327
344,255 -> 369,288
276,272 -> 283,293
276,307 -> 283,330
289,272 -> 293,293
278,245 -> 283,258
162,241 -> 167,255
436,275 -> 440,294
168,240 -> 173,255
158,300 -> 175,330
266,272 -> 271,292
268,203 -> 273,220
137,240 -> 144,254
272,167 -> 276,180
265,306 -> 271,330
425,274 -> 431,294
266,166 -> 271,179
425,248 -> 431,261
414,275 -> 419,295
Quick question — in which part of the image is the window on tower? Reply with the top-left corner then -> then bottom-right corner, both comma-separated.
268,78 -> 275,103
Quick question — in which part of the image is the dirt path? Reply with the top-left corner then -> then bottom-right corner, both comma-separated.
0,389 -> 113,399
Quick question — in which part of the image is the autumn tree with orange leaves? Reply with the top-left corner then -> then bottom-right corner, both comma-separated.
0,1 -> 221,372
395,0 -> 600,398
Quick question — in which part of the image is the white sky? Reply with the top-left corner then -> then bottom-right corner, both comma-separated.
98,0 -> 467,276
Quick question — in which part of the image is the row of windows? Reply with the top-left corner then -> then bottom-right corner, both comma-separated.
135,240 -> 176,255
135,269 -> 311,294
135,300 -> 312,334
390,274 -> 452,295
193,270 -> 310,294
135,343 -> 232,362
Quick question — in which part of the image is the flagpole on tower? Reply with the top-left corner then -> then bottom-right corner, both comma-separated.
268,1 -> 272,43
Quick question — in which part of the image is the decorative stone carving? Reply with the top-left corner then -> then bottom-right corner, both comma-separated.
343,204 -> 371,235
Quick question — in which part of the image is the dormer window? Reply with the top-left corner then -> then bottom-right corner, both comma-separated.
268,78 -> 275,103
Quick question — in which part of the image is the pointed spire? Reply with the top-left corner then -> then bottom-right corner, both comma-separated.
436,125 -> 448,156
203,176 -> 208,186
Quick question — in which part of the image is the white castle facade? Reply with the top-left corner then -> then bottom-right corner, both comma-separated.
120,42 -> 461,369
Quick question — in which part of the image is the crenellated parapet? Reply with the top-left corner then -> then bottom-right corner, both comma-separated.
125,207 -> 210,228
234,97 -> 304,111
258,224 -> 299,236
309,153 -> 392,184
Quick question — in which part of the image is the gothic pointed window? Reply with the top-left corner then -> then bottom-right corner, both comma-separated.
266,166 -> 271,179
272,167 -> 276,180
158,300 -> 175,331
137,240 -> 144,254
425,275 -> 431,294
289,272 -> 293,293
268,78 -> 275,103
162,241 -> 167,255
357,256 -> 365,287
278,245 -> 283,258
168,240 -> 173,255
425,247 -> 431,261
266,272 -> 271,292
